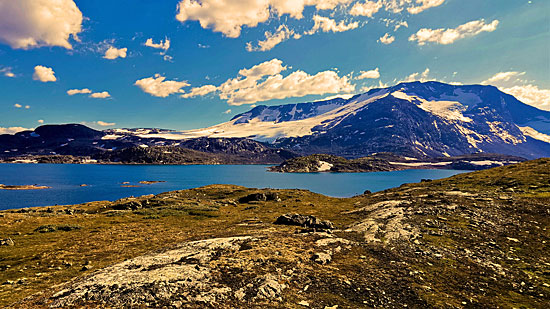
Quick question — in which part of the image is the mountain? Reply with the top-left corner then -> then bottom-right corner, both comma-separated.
1,82 -> 549,160
0,125 -> 297,164
135,81 -> 549,159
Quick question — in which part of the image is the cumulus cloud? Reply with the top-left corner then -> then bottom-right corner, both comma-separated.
103,46 -> 127,59
135,74 -> 190,98
89,91 -> 111,99
67,88 -> 110,98
175,0 -> 352,38
246,25 -> 295,52
0,126 -> 32,135
482,71 -> 526,85
357,68 -> 380,80
482,71 -> 550,111
306,15 -> 359,35
223,109 -> 232,114
33,65 -> 56,82
14,103 -> 22,108
67,88 -> 92,95
407,0 -> 445,14
0,0 -> 83,49
38,119 -> 44,124
403,68 -> 431,82
501,85 -> 550,111
379,33 -> 395,44
180,85 -> 218,98
145,38 -> 170,51
182,58 -> 355,105
409,19 -> 499,45
0,67 -> 15,77
350,1 -> 383,17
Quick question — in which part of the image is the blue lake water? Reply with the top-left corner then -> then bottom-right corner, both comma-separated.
0,164 -> 468,210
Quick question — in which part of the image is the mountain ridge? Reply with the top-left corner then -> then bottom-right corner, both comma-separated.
2,81 -> 550,160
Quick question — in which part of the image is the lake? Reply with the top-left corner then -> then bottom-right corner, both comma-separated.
0,164 -> 468,210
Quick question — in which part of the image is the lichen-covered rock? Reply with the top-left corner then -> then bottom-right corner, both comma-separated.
274,213 -> 334,230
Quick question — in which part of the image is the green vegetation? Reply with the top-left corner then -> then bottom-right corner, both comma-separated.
0,159 -> 549,308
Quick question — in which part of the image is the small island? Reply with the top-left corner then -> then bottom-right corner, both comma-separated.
269,153 -> 526,173
0,184 -> 51,190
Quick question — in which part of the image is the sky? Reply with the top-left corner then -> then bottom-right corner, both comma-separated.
0,0 -> 549,133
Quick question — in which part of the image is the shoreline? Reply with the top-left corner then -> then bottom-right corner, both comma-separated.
1,160 -> 548,307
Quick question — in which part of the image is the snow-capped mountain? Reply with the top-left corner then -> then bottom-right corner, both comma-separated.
2,82 -> 549,160
120,81 -> 550,159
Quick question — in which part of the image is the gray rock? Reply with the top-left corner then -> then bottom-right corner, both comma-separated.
0,238 -> 14,246
274,213 -> 334,230
311,252 -> 332,265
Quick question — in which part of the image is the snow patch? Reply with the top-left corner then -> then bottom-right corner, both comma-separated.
318,161 -> 333,172
519,126 -> 550,143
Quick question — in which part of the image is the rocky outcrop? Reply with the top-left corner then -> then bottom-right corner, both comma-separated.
274,213 -> 334,230
270,154 -> 397,173
50,237 -> 260,307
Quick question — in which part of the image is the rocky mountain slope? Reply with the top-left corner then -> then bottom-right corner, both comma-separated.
2,82 -> 550,161
0,125 -> 297,164
1,159 -> 549,307
132,81 -> 550,159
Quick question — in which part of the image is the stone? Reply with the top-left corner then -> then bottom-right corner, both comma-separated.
238,192 -> 281,203
0,238 -> 15,246
274,213 -> 334,230
311,252 -> 332,265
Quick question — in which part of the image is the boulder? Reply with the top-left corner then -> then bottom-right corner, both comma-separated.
274,214 -> 334,230
311,252 -> 332,265
239,192 -> 281,203
0,238 -> 15,246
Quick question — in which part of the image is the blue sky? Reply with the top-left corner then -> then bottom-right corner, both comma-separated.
0,0 -> 548,133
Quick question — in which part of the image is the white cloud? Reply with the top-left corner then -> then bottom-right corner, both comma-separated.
67,88 -> 92,95
357,68 -> 380,79
379,33 -> 395,44
0,0 -> 82,49
223,109 -> 232,114
180,85 -> 218,98
306,15 -> 359,35
103,46 -> 127,59
185,58 -> 355,105
350,1 -> 383,17
482,71 -> 526,85
145,38 -> 170,51
135,74 -> 190,98
481,71 -> 550,111
33,65 -> 57,82
89,91 -> 111,99
403,68 -> 431,82
176,0 -> 353,38
96,121 -> 115,126
501,85 -> 550,111
25,105 -> 30,109
0,127 -> 31,135
394,20 -> 408,31
38,119 -> 44,124
383,0 -> 413,13
14,103 -> 22,108
246,24 -> 295,52
0,67 -> 15,77
409,19 -> 499,45
407,0 -> 445,14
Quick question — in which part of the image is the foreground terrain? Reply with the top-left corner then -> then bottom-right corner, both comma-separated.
0,159 -> 549,308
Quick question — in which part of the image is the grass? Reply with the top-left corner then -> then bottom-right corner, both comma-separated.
0,159 -> 549,307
